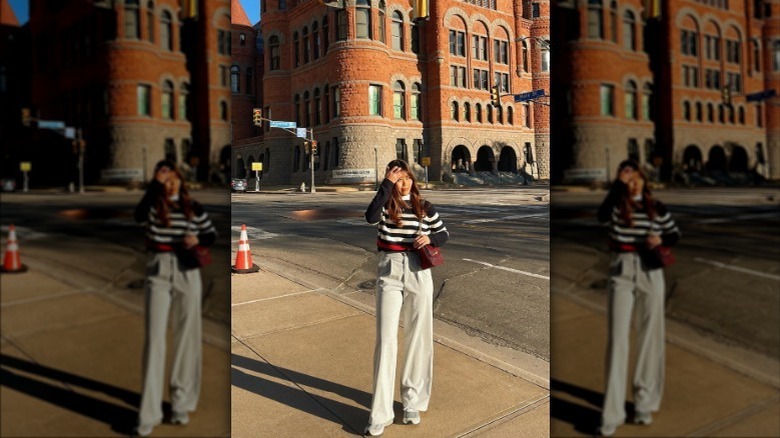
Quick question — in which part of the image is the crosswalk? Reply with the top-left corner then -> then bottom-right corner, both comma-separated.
231,224 -> 280,242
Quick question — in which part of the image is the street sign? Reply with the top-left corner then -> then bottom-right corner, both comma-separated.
37,120 -> 66,130
64,127 -> 76,139
251,162 -> 263,171
514,89 -> 546,103
421,157 -> 431,166
746,89 -> 777,102
269,120 -> 297,129
296,127 -> 307,138
20,162 -> 31,172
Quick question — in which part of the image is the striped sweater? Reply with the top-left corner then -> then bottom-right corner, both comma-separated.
597,183 -> 680,251
134,180 -> 217,251
365,179 -> 449,252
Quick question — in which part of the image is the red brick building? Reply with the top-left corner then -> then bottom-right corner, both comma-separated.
231,0 -> 550,185
552,0 -> 779,183
18,0 -> 232,184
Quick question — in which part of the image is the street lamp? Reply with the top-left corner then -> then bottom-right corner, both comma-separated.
517,36 -> 550,48
374,145 -> 379,190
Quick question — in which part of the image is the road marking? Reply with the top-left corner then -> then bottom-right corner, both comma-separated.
462,213 -> 547,225
693,257 -> 780,281
462,258 -> 550,280
232,288 -> 323,306
231,225 -> 279,242
698,211 -> 780,224
0,225 -> 48,240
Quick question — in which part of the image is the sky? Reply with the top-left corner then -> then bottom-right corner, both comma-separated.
8,0 -> 28,25
240,0 -> 260,25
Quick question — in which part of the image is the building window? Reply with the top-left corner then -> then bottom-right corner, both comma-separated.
323,17 -> 330,53
393,81 -> 406,119
726,39 -> 741,64
738,106 -> 745,124
728,105 -> 735,123
521,40 -> 529,72
464,102 -> 471,121
496,105 -> 503,124
413,139 -> 423,164
622,11 -> 635,51
774,40 -> 780,71
303,27 -> 310,63
683,65 -> 699,87
532,2 -> 540,17
600,84 -> 615,116
476,103 -> 483,123
588,0 -> 603,39
718,104 -> 725,123
494,40 -> 508,64
369,85 -> 382,116
610,1 -> 618,42
642,83 -> 652,120
303,91 -> 311,126
450,66 -> 466,88
240,33 -> 246,46
507,106 -> 513,125
707,103 -> 714,122
179,82 -> 189,120
450,30 -> 466,56
314,88 -> 322,125
473,34 -> 487,60
696,101 -> 702,121
279,0 -> 286,9
396,139 -> 407,161
683,101 -> 691,121
293,32 -> 300,67
473,69 -> 489,90
323,86 -> 330,121
411,83 -> 421,121
220,101 -> 228,120
378,1 -> 386,43
125,0 -> 140,39
162,80 -> 174,119
705,35 -> 720,60
230,65 -> 240,93
160,10 -> 173,50
246,68 -> 253,94
681,29 -> 698,56
336,10 -> 347,41
269,36 -> 280,70
451,101 -> 459,121
541,43 -> 550,71
487,104 -> 494,123
391,12 -> 403,50
333,86 -> 341,117
313,22 -> 320,59
624,81 -> 636,119
494,72 -> 509,93
146,1 -> 155,43
726,72 -> 742,92
137,84 -> 151,116
356,0 -> 372,39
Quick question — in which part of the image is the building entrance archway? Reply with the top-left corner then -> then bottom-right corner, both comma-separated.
497,146 -> 518,172
451,145 -> 471,172
474,146 -> 495,172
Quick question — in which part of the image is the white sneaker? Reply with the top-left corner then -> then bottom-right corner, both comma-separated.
134,423 -> 154,437
597,423 -> 617,437
634,410 -> 652,425
364,420 -> 392,436
402,410 -> 420,425
171,411 -> 189,425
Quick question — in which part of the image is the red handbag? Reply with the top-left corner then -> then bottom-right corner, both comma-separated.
417,244 -> 444,270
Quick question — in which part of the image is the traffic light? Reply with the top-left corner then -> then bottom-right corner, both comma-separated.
252,108 -> 262,126
311,141 -> 318,155
491,86 -> 501,107
721,85 -> 731,106
412,0 -> 429,21
303,141 -> 310,154
21,108 -> 31,127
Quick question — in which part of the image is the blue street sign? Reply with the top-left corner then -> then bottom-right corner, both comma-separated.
269,120 -> 297,129
37,120 -> 66,130
514,89 -> 546,103
746,89 -> 776,103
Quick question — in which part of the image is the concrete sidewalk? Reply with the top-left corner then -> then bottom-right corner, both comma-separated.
230,261 -> 550,438
550,241 -> 780,437
0,252 -> 230,437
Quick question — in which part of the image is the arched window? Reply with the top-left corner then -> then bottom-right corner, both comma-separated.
718,104 -> 725,123
293,31 -> 299,67
507,106 -> 514,125
246,67 -> 253,94
294,94 -> 301,125
324,86 -> 330,121
392,11 -> 403,50
696,101 -> 702,121
302,27 -> 310,63
230,65 -> 240,93
464,102 -> 471,122
220,100 -> 228,120
707,102 -> 714,122
773,40 -> 780,71
738,106 -> 745,124
541,42 -> 550,71
411,83 -> 421,121
588,0 -> 604,39
451,101 -> 459,121
624,80 -> 637,119
497,106 -> 503,124
125,0 -> 140,39
524,102 -> 532,126
521,40 -> 529,72
642,83 -> 652,120
356,0 -> 372,39
378,1 -> 386,43
313,22 -> 320,60
393,81 -> 406,119
314,88 -> 322,125
623,10 -> 635,50
162,80 -> 174,119
475,103 -> 483,123
179,82 -> 189,120
160,10 -> 173,51
487,104 -> 493,123
728,104 -> 735,123
146,1 -> 155,43
269,36 -> 280,70
304,91 -> 311,126
323,17 -> 330,53
683,101 -> 691,121
610,1 -> 618,42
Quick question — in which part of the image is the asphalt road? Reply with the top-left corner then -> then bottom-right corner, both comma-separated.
0,189 -> 232,325
551,187 -> 780,358
232,186 -> 551,360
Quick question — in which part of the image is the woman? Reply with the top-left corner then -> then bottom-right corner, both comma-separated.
364,160 -> 449,436
133,160 -> 217,436
597,160 -> 680,436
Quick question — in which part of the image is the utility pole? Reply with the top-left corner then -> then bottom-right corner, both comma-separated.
309,129 -> 316,193
77,128 -> 85,194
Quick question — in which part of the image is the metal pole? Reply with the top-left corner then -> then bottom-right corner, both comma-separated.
78,128 -> 84,194
309,130 -> 316,193
142,146 -> 147,182
22,171 -> 29,192
425,166 -> 429,189
374,146 -> 379,190
255,170 -> 260,192
605,147 -> 611,184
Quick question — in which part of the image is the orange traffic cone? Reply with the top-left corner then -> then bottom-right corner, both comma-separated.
1,224 -> 28,274
232,224 -> 259,274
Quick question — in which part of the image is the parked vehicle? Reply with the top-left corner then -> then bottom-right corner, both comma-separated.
231,178 -> 248,192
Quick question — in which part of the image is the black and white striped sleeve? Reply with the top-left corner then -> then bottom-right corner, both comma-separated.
192,201 -> 217,246
655,201 -> 680,247
425,203 -> 449,247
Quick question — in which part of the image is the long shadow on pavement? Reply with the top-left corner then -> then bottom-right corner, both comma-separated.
233,353 -> 394,436
0,353 -> 160,435
551,378 -> 636,436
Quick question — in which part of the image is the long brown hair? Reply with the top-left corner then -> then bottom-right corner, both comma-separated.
153,160 -> 194,226
615,159 -> 655,226
386,160 -> 426,226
